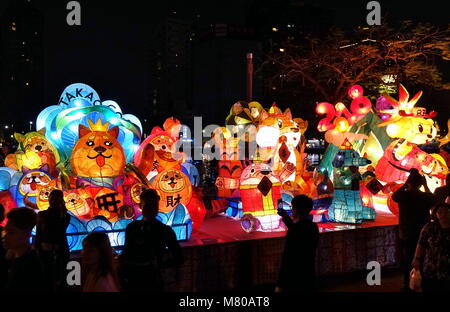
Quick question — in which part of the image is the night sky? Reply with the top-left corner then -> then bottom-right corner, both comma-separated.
1,0 -> 449,132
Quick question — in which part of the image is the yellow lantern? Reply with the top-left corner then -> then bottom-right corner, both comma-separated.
71,119 -> 126,178
152,169 -> 192,213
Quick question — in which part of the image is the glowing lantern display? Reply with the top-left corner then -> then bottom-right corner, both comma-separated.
64,188 -> 93,218
117,174 -> 147,219
84,186 -> 124,222
0,190 -> 18,221
239,163 -> 283,231
5,128 -> 59,177
152,169 -> 192,214
375,84 -> 442,189
156,203 -> 193,240
215,160 -> 244,197
15,170 -> 53,207
180,162 -> 200,187
35,180 -> 62,210
36,83 -> 142,164
134,118 -> 184,179
71,119 -> 126,179
185,188 -> 207,231
255,104 -> 308,189
316,85 -> 376,224
327,147 -> 376,223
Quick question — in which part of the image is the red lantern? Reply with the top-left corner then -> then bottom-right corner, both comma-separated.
0,190 -> 18,225
185,187 -> 207,231
239,163 -> 282,218
348,84 -> 363,99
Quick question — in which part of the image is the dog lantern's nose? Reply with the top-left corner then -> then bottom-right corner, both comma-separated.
94,146 -> 106,153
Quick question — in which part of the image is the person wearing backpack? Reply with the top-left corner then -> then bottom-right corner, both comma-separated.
120,188 -> 182,292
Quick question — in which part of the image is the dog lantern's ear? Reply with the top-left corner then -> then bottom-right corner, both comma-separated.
37,128 -> 46,136
107,126 -> 120,139
14,132 -> 26,144
78,124 -> 91,138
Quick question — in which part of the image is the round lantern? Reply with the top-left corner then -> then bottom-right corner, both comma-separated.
152,168 -> 192,213
348,85 -> 363,99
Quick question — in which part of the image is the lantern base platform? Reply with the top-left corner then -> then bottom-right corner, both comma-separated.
166,211 -> 399,291
69,211 -> 399,291
181,211 -> 398,247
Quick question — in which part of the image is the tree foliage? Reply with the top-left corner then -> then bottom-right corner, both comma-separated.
262,21 -> 450,103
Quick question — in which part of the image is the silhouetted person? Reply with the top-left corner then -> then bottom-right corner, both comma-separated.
434,173 -> 450,205
120,189 -> 182,292
0,204 -> 6,289
392,169 -> 435,291
2,208 -> 44,291
35,189 -> 71,292
81,232 -> 120,292
412,203 -> 450,292
276,195 -> 319,292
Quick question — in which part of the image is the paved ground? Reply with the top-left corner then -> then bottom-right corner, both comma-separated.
318,268 -> 404,292
251,268 -> 404,292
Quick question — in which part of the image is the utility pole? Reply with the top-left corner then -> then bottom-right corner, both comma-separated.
246,53 -> 253,102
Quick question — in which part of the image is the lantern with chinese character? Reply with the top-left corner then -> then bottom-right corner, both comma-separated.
152,169 -> 192,214
134,117 -> 183,179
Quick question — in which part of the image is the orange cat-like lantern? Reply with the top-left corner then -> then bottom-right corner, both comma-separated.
71,119 -> 126,178
256,104 -> 308,192
134,117 -> 184,179
152,168 -> 192,214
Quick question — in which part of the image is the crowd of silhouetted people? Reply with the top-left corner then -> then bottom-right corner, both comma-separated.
1,169 -> 450,292
0,188 -> 182,292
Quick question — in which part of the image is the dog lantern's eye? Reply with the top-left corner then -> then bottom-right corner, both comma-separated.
277,120 -> 282,129
86,141 -> 94,147
104,141 -> 113,147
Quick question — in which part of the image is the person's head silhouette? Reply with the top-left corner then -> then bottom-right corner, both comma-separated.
290,195 -> 313,221
140,189 -> 160,220
48,189 -> 67,214
407,173 -> 423,191
3,208 -> 37,252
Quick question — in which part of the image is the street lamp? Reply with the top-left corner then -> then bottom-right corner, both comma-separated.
29,121 -> 33,131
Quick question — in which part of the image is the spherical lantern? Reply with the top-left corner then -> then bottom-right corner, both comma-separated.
348,84 -> 363,99
152,168 -> 192,213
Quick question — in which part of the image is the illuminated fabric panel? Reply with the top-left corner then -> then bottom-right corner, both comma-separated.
328,190 -> 376,223
225,198 -> 243,218
112,219 -> 133,247
156,203 -> 193,241
181,162 -> 201,187
67,213 -> 88,251
36,83 -> 142,164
